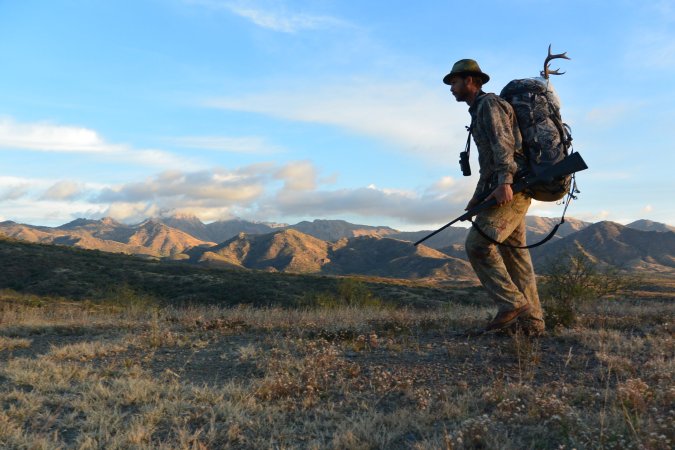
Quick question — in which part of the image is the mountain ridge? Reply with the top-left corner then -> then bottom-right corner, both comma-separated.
0,215 -> 673,279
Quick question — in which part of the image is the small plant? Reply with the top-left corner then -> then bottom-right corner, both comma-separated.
539,251 -> 638,328
298,278 -> 386,309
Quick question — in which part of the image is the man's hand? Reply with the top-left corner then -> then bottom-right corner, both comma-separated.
485,183 -> 513,206
465,196 -> 481,211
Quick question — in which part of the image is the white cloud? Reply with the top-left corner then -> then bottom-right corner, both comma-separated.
41,180 -> 86,201
204,79 -> 467,162
0,117 -> 198,170
187,0 -> 348,33
275,160 -> 316,191
427,176 -> 457,194
170,135 -> 283,154
0,117 -> 109,153
258,175 -> 476,225
0,185 -> 30,201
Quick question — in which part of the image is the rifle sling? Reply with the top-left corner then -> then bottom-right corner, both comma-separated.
469,217 -> 562,249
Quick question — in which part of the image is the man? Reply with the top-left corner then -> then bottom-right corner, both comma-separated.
443,59 -> 545,335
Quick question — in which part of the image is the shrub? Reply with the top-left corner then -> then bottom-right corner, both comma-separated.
298,278 -> 386,309
539,251 -> 637,328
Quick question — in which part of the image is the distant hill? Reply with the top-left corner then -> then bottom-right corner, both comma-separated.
0,235 -> 468,307
190,229 -> 330,273
286,219 -> 398,242
326,236 -> 475,280
189,229 -> 475,280
626,219 -> 675,233
0,217 -> 214,258
158,215 -> 277,243
1,215 -> 673,279
389,216 -> 591,250
531,221 -> 675,273
525,216 -> 589,241
389,227 -> 469,250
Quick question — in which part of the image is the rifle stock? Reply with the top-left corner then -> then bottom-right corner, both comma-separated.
413,152 -> 588,247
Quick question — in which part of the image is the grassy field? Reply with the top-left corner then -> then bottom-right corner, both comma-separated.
1,287 -> 673,449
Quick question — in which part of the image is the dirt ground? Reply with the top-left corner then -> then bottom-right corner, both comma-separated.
1,297 -> 673,449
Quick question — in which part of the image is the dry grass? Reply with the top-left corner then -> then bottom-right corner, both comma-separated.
1,290 -> 673,449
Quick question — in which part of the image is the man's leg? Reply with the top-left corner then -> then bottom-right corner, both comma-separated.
465,193 -> 532,318
498,219 -> 545,334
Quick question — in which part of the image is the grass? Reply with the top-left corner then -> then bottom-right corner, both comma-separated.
1,288 -> 673,449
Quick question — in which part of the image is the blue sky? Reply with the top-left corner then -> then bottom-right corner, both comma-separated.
0,0 -> 673,229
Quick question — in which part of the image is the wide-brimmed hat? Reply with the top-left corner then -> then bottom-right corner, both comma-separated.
442,59 -> 490,85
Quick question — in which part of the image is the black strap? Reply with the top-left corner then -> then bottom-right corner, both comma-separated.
470,217 -> 562,249
468,167 -> 579,250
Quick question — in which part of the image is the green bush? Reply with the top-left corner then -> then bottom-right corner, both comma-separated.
298,278 -> 386,309
539,251 -> 637,328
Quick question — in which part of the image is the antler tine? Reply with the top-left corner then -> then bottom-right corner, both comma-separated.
541,44 -> 571,79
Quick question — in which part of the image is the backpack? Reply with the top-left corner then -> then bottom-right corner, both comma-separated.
500,77 -> 573,201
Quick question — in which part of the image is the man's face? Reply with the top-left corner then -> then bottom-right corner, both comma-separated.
448,75 -> 470,103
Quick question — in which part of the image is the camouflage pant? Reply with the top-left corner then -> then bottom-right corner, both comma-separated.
465,193 -> 544,331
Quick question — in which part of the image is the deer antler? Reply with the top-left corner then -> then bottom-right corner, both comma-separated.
541,44 -> 570,79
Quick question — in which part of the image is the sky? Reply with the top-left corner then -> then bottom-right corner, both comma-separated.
0,0 -> 673,230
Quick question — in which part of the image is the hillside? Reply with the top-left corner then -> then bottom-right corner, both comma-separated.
626,219 -> 675,233
0,217 -> 213,258
191,229 -> 331,272
1,215 -> 674,279
0,235 -> 477,307
287,219 -> 398,241
188,230 -> 476,281
158,215 -> 277,243
326,236 -> 475,280
531,221 -> 675,273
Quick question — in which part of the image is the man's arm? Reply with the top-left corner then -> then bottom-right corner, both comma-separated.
479,96 -> 519,189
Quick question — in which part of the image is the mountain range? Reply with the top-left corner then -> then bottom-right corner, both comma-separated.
0,215 -> 673,280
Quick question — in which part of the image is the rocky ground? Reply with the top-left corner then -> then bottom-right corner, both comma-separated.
1,290 -> 673,449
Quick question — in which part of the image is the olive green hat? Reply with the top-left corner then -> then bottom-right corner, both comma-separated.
442,59 -> 490,85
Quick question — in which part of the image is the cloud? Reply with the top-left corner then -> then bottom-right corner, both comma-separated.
427,176 -> 457,194
0,117 -> 109,153
170,135 -> 283,154
204,80 -> 467,161
0,185 -> 30,201
0,160 -> 476,227
0,117 -> 196,170
68,159 -> 475,225
274,160 -> 316,191
41,180 -> 86,201
97,170 -> 265,205
187,0 -> 348,33
259,176 -> 476,225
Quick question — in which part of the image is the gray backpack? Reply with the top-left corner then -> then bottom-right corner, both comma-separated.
500,77 -> 572,201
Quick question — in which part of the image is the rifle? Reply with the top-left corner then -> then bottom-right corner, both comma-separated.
413,152 -> 589,247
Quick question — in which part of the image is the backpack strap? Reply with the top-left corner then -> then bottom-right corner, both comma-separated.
464,92 -> 490,158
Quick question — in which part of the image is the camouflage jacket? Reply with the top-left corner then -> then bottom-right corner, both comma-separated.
469,92 -> 527,199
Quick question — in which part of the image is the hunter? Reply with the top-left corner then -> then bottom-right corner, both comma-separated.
444,59 -> 545,335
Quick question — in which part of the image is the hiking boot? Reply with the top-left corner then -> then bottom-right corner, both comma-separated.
518,316 -> 546,337
485,304 -> 531,332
